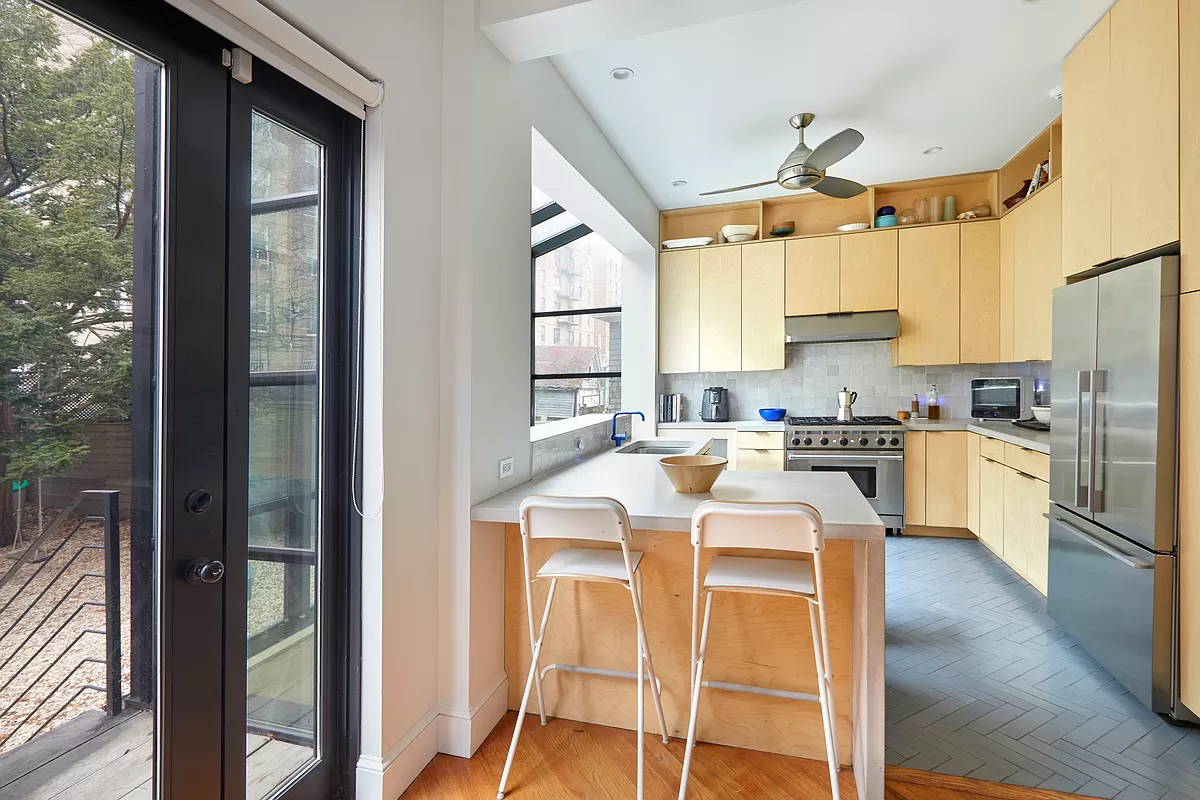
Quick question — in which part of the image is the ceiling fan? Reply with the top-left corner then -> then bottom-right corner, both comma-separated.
701,113 -> 867,199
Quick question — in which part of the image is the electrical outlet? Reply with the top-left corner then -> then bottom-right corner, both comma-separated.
499,457 -> 514,479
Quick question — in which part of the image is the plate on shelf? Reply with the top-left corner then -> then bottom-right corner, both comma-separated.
662,237 -> 714,249
837,222 -> 869,232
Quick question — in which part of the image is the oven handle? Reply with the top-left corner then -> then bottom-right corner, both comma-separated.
786,452 -> 904,462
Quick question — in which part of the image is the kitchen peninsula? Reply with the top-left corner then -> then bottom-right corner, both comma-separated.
471,439 -> 886,799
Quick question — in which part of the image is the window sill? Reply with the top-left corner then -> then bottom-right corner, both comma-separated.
530,413 -> 613,443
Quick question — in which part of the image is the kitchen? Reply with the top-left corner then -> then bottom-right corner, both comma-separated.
409,1 -> 1200,800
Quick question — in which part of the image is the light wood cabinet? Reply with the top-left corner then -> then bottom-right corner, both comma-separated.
925,432 -> 968,528
784,236 -> 840,316
736,431 -> 785,450
1179,292 -> 1200,709
740,242 -> 785,371
667,428 -> 739,470
738,448 -> 785,472
999,212 -> 1016,361
1004,443 -> 1050,482
1012,181 -> 1062,361
897,225 -> 961,366
967,433 -> 981,535
978,456 -> 1006,555
905,431 -> 926,526
1003,468 -> 1050,595
1109,0 -> 1179,262
1183,0 -> 1200,293
840,229 -> 898,312
699,246 -> 741,372
1062,11 -> 1112,278
959,220 -> 1000,364
658,249 -> 700,373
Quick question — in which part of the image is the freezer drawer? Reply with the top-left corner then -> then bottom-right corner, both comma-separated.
1047,505 -> 1175,713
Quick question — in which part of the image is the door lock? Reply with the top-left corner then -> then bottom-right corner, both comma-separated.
185,558 -> 226,585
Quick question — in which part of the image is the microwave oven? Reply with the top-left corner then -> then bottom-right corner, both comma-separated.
970,377 -> 1033,420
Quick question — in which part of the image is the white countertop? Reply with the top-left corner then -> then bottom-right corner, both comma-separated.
904,418 -> 1050,453
471,440 -> 885,540
657,419 -> 786,432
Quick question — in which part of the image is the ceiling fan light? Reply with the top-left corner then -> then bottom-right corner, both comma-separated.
780,173 -> 822,190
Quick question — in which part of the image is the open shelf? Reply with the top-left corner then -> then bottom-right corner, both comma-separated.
998,116 -> 1061,215
660,200 -> 762,246
762,192 -> 872,237
872,171 -> 999,224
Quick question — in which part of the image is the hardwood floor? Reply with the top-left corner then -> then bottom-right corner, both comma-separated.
401,712 -> 1090,800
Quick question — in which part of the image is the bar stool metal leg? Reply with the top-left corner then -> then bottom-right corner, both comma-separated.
809,601 -> 841,800
633,570 -> 670,744
677,591 -> 714,800
636,592 -> 645,800
497,578 -> 558,800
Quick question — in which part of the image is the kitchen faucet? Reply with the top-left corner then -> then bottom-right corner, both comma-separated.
611,411 -> 644,446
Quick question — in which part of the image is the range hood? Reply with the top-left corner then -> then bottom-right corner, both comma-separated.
785,310 -> 901,344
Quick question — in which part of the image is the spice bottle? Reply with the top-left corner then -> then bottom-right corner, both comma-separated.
928,384 -> 941,420
911,392 -> 920,417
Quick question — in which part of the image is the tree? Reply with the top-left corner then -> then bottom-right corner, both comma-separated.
0,0 -> 136,541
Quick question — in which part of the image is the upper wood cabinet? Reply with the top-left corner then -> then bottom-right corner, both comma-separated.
1182,0 -> 1200,293
960,220 -> 1000,364
1109,0 -> 1178,261
658,249 -> 699,373
897,225 -> 961,366
1012,181 -> 1062,361
699,246 -> 741,372
741,241 -> 785,371
784,236 -> 840,316
840,230 -> 898,312
1179,292 -> 1200,709
1062,11 -> 1112,278
999,212 -> 1016,362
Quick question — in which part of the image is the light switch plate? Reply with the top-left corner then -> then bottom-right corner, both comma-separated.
499,457 -> 514,479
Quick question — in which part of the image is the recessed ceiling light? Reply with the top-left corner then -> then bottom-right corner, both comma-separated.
923,146 -> 943,155
610,67 -> 634,81
1048,85 -> 1064,100
671,180 -> 688,187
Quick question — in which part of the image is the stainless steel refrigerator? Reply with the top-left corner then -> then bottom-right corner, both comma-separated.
1048,251 -> 1189,719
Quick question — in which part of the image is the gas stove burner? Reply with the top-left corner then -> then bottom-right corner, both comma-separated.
786,415 -> 903,427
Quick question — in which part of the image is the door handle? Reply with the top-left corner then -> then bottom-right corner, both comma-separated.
1088,369 -> 1106,513
1074,370 -> 1089,508
185,558 -> 226,585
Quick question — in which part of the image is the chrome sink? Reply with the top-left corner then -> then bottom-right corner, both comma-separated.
615,439 -> 694,455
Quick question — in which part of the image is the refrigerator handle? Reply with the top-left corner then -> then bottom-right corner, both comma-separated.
1045,513 -> 1151,569
1075,370 -> 1090,508
1088,369 -> 1106,513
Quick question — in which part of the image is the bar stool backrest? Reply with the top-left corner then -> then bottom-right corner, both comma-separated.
691,500 -> 825,554
518,495 -> 633,543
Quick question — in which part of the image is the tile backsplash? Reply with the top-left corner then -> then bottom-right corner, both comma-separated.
531,417 -> 629,477
660,342 -> 1050,421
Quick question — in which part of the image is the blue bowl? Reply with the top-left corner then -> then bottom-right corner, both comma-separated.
759,408 -> 787,422
875,214 -> 898,228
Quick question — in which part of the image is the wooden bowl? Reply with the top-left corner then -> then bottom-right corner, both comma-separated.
658,455 -> 728,494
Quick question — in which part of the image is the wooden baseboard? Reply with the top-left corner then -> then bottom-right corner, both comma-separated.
886,766 -> 1091,799
901,525 -> 977,540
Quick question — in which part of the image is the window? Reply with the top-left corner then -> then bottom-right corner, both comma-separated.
531,187 -> 622,425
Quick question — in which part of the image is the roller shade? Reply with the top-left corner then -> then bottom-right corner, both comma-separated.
164,0 -> 382,119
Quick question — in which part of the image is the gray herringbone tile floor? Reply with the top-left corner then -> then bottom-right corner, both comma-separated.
886,535 -> 1200,799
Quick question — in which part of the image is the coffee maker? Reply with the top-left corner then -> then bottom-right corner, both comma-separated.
699,387 -> 730,422
836,386 -> 858,422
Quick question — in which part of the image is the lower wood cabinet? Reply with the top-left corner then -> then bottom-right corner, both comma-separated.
738,448 -> 785,471
978,456 -> 1006,555
905,431 -> 926,526
663,428 -> 739,470
1003,466 -> 1050,594
904,431 -> 966,529
967,433 -> 981,534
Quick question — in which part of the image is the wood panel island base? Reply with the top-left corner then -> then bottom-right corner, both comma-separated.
472,446 -> 886,799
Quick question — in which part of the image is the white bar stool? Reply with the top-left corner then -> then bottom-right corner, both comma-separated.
497,495 -> 670,800
677,500 -> 841,800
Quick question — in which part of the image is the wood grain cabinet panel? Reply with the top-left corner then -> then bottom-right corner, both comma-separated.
1110,0 -> 1179,261
960,220 -> 1000,364
979,457 -> 1006,556
905,431 -> 926,526
736,431 -> 785,450
839,229 -> 898,312
897,225 -> 961,365
1013,182 -> 1062,362
741,242 -> 785,371
738,449 -> 785,472
925,432 -> 968,528
1004,468 -> 1050,595
699,246 -> 741,372
1180,292 -> 1200,710
1183,0 -> 1200,293
999,212 -> 1016,362
1062,11 -> 1111,277
784,236 -> 840,317
658,249 -> 700,373
967,433 -> 981,535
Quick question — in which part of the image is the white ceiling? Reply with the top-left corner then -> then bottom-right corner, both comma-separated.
550,0 -> 1113,209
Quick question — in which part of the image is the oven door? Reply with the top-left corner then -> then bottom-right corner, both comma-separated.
785,451 -> 905,527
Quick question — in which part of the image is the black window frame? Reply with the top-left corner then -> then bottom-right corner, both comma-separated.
530,200 -> 621,426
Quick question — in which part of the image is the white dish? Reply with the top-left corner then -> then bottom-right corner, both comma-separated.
1032,405 -> 1051,424
837,222 -> 870,232
725,233 -> 754,243
719,224 -> 758,239
662,237 -> 713,249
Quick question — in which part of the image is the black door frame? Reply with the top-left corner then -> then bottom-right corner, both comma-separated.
35,2 -> 363,798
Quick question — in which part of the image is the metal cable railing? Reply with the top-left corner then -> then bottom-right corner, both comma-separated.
0,491 -> 122,750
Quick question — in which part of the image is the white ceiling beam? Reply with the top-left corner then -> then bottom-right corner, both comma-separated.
480,0 -> 806,63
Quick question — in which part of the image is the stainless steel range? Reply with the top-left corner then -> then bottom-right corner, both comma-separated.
785,415 -> 906,530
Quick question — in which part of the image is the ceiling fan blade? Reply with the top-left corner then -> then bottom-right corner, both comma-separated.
698,179 -> 778,196
812,175 -> 868,199
805,128 -> 864,171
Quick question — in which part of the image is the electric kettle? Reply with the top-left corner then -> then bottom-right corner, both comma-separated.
836,386 -> 858,422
